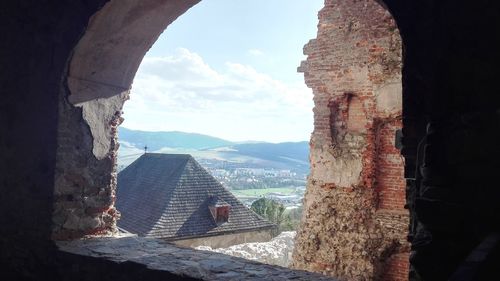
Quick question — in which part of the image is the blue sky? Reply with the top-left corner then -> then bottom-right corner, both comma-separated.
122,0 -> 324,143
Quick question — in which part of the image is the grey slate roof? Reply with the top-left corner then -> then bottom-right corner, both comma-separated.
116,153 -> 275,240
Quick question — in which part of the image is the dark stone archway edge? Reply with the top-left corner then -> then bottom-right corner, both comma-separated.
57,236 -> 337,281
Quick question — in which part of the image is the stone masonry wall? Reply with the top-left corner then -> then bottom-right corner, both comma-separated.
291,1 -> 409,280
52,84 -> 128,240
174,229 -> 273,249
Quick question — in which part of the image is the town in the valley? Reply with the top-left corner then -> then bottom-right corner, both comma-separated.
197,158 -> 307,208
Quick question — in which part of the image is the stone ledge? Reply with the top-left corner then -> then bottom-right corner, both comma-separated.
57,236 -> 336,281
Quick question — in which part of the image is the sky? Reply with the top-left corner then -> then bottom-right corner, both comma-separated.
121,0 -> 324,143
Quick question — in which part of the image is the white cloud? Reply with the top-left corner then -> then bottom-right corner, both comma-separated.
123,48 -> 313,142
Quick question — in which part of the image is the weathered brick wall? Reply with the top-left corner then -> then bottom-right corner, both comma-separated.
375,119 -> 406,211
383,253 -> 410,281
291,0 -> 409,280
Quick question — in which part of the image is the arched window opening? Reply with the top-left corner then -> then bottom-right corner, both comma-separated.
52,0 -> 408,279
113,0 -> 323,268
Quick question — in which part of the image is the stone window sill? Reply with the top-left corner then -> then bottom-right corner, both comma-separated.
57,236 -> 336,280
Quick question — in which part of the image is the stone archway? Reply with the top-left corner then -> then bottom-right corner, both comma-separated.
52,0 -> 409,279
291,1 -> 409,280
52,0 -> 200,240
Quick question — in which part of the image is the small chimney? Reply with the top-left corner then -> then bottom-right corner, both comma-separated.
208,196 -> 230,224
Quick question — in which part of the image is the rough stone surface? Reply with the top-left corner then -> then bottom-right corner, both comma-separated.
197,231 -> 296,267
57,236 -> 336,281
291,1 -> 409,280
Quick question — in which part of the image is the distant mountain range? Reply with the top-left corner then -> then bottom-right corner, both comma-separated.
119,127 -> 233,151
118,127 -> 310,173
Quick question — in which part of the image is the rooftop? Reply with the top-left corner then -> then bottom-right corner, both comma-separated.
116,153 -> 275,240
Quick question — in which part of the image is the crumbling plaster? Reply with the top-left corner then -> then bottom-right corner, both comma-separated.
79,92 -> 129,160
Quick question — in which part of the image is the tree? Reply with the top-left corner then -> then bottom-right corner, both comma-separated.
280,206 -> 303,231
251,198 -> 286,234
